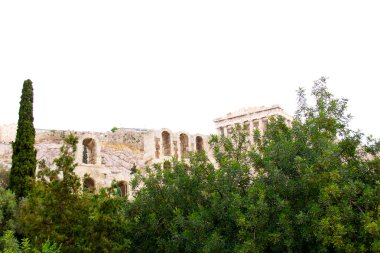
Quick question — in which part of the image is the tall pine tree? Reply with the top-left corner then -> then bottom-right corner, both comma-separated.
9,79 -> 37,199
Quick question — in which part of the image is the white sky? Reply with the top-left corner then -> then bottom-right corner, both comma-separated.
0,0 -> 379,137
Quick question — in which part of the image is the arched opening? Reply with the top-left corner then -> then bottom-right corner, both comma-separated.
162,131 -> 171,156
82,138 -> 96,164
196,136 -> 204,152
118,181 -> 128,197
83,177 -> 95,193
180,133 -> 189,159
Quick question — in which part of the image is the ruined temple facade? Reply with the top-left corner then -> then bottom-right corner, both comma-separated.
0,105 -> 291,197
214,105 -> 292,142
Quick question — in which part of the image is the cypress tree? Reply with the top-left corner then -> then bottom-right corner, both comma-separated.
9,79 -> 37,199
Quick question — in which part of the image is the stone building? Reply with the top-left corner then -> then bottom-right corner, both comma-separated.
0,104 -> 291,197
0,124 -> 210,197
214,105 -> 292,141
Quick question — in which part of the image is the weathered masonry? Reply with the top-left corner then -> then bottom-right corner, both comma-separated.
0,124 -> 210,197
214,105 -> 292,141
143,129 -> 209,164
0,104 -> 291,197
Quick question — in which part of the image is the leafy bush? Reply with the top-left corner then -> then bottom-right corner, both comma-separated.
127,77 -> 380,252
0,188 -> 17,236
19,133 -> 131,252
0,230 -> 61,253
111,127 -> 119,133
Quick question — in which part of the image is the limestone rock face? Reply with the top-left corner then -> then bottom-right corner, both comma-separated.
36,143 -> 62,168
0,124 -> 16,144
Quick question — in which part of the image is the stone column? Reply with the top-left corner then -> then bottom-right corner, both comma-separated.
258,119 -> 263,133
224,126 -> 229,136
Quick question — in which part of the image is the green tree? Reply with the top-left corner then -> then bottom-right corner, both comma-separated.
237,77 -> 380,252
0,230 -> 61,253
0,188 -> 17,236
127,77 -> 379,252
128,155 -> 224,252
84,190 -> 131,252
0,230 -> 19,253
9,79 -> 37,199
5,77 -> 378,252
128,135 -> 249,253
19,133 -> 131,252
19,133 -> 87,252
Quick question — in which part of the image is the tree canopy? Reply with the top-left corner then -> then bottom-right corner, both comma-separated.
127,77 -> 380,252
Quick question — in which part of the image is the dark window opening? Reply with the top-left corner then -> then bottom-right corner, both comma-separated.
162,131 -> 171,156
82,138 -> 96,164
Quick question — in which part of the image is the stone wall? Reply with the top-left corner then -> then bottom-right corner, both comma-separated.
0,104 -> 290,197
0,125 -> 212,198
143,129 -> 211,165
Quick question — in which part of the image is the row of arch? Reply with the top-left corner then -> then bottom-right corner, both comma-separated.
160,131 -> 204,158
83,177 -> 128,197
80,132 -> 205,165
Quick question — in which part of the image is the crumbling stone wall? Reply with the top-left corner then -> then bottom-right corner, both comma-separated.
0,126 -> 147,197
0,124 -> 212,198
0,104 -> 292,198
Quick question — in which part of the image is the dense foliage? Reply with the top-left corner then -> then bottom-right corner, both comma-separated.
237,78 -> 380,252
2,77 -> 379,252
9,79 -> 37,199
0,188 -> 17,236
18,133 -> 130,252
127,77 -> 379,252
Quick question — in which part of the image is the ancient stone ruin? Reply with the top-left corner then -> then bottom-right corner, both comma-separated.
0,125 -> 210,197
214,105 -> 292,142
0,105 -> 291,198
